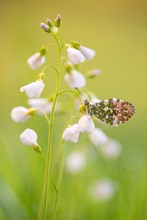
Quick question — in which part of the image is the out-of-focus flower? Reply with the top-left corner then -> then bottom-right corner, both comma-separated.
64,70 -> 86,88
54,14 -> 62,28
28,98 -> 52,114
100,139 -> 122,158
89,128 -> 109,146
79,45 -> 95,60
10,106 -> 35,123
62,124 -> 80,143
89,178 -> 118,201
65,152 -> 86,173
67,47 -> 85,64
27,52 -> 45,69
87,69 -> 102,78
20,80 -> 44,98
78,115 -> 95,133
20,128 -> 38,146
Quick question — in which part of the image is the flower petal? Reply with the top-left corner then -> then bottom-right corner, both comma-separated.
62,124 -> 80,143
10,106 -> 30,123
80,46 -> 95,60
64,70 -> 86,88
27,52 -> 45,69
20,128 -> 38,146
20,80 -> 44,98
78,115 -> 95,133
67,48 -> 85,64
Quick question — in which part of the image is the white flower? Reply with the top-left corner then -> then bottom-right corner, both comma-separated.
100,139 -> 122,158
20,128 -> 39,146
89,178 -> 118,201
62,124 -> 80,143
67,48 -> 85,64
28,98 -> 52,114
78,115 -> 95,133
27,52 -> 45,69
64,70 -> 86,88
79,46 -> 95,60
89,128 -> 109,146
11,106 -> 31,123
20,80 -> 44,98
65,152 -> 86,173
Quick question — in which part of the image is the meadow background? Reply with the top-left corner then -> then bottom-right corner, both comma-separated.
0,0 -> 147,219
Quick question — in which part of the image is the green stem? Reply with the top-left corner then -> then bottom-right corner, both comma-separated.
52,141 -> 64,220
42,65 -> 59,75
40,35 -> 62,220
58,89 -> 83,103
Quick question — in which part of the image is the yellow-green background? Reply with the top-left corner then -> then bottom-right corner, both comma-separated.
0,0 -> 147,219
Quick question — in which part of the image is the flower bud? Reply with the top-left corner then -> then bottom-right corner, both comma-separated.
78,115 -> 95,133
54,14 -> 61,28
46,18 -> 52,27
40,23 -> 51,33
20,80 -> 45,98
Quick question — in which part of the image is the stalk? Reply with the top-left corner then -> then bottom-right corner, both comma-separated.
39,33 -> 61,220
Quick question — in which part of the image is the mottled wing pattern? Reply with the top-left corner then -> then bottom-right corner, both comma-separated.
85,98 -> 135,126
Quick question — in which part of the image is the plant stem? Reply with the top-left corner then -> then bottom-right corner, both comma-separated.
52,141 -> 64,220
40,35 -> 61,220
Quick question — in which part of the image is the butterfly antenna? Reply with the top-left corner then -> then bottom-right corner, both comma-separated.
74,87 -> 87,101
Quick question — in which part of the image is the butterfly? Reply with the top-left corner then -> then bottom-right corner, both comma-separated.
84,98 -> 135,126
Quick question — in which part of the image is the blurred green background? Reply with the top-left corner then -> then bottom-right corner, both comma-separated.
0,0 -> 147,219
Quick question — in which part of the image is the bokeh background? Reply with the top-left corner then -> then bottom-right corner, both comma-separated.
0,0 -> 147,219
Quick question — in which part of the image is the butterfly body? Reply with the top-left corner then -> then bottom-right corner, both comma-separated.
84,98 -> 135,126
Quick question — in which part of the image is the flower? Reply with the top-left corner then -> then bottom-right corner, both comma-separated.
28,98 -> 52,114
87,69 -> 102,78
20,128 -> 41,153
20,128 -> 39,146
67,47 -> 85,64
89,128 -> 109,146
10,106 -> 35,123
79,46 -> 95,60
89,178 -> 118,201
62,124 -> 80,143
20,80 -> 44,98
65,152 -> 86,173
64,70 -> 86,88
27,52 -> 45,69
100,139 -> 122,158
78,115 -> 95,133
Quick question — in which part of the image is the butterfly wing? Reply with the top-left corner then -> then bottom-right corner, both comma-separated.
93,98 -> 135,126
